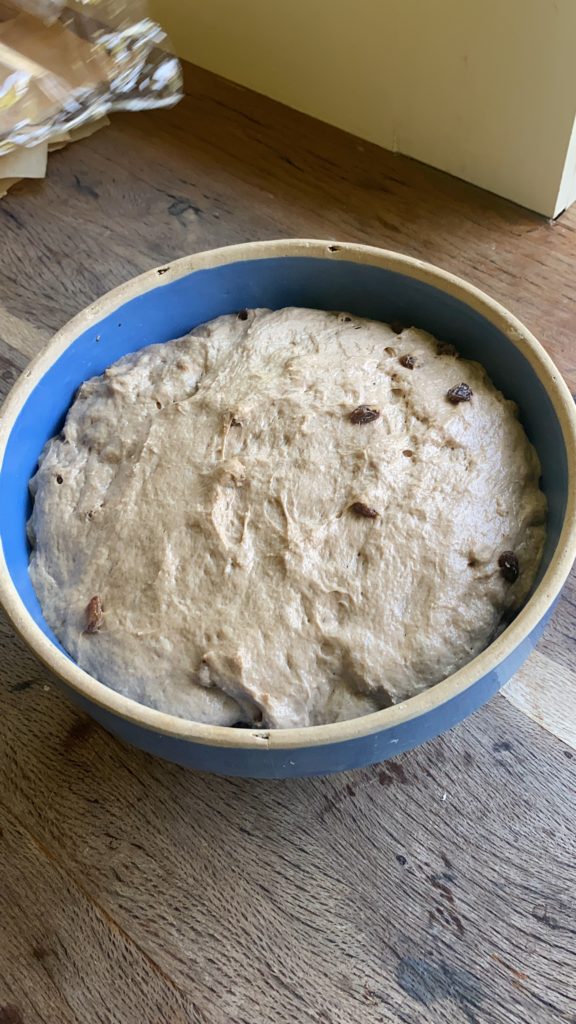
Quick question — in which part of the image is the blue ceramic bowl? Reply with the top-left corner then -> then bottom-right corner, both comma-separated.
1,240 -> 575,778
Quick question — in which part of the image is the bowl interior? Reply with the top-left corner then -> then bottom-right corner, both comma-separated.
0,255 -> 568,660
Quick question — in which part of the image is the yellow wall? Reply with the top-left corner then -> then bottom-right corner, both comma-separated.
152,0 -> 576,217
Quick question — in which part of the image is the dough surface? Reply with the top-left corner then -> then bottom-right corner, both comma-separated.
28,308 -> 546,728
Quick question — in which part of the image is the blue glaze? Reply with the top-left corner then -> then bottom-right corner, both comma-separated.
0,256 -> 569,777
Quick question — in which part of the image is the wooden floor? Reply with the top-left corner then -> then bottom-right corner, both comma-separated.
0,64 -> 575,1024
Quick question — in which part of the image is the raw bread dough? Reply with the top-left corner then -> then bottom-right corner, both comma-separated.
28,308 -> 546,728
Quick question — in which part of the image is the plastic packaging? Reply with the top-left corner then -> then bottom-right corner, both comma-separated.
0,0 -> 182,156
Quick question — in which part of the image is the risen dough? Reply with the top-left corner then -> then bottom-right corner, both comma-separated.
28,308 -> 546,728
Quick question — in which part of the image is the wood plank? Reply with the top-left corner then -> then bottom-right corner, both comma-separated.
503,649 -> 576,750
0,611 -> 575,1024
0,306 -> 50,362
0,337 -> 28,400
0,802 -> 203,1024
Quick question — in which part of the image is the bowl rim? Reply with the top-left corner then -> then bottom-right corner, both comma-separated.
1,237 -> 575,752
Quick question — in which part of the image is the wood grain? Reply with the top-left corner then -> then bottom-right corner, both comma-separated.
0,612 -> 575,1024
504,652 -> 576,750
0,806 -> 199,1024
0,61 -> 575,1023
